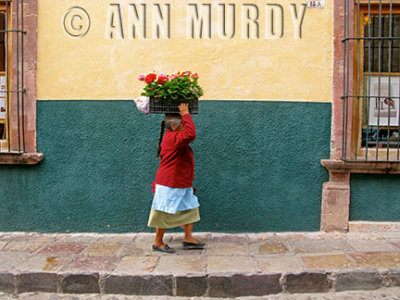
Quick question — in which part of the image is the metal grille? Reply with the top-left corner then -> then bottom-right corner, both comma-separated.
0,0 -> 26,153
149,97 -> 199,114
342,0 -> 400,161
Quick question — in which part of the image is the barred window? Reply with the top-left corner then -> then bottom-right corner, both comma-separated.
0,9 -> 8,145
343,1 -> 400,161
0,0 -> 26,154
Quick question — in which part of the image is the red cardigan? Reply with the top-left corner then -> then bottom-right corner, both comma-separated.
155,114 -> 196,188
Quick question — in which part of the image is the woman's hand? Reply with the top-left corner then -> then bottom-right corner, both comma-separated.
178,103 -> 190,116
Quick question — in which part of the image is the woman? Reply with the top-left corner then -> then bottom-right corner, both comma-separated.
148,103 -> 205,253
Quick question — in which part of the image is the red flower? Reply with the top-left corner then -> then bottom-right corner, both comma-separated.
158,74 -> 168,85
144,73 -> 157,83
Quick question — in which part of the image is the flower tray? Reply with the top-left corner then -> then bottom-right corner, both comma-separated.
149,97 -> 199,114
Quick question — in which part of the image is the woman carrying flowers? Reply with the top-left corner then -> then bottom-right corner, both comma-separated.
147,103 -> 205,253
137,72 -> 205,253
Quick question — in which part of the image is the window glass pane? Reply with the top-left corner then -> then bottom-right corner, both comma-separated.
362,13 -> 400,150
363,14 -> 400,73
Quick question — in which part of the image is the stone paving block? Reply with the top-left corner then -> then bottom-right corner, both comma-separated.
255,256 -> 303,273
175,275 -> 207,296
38,242 -> 88,256
301,254 -> 357,271
347,239 -> 397,252
210,233 -> 248,243
113,256 -> 158,274
349,221 -> 400,233
155,256 -> 205,275
346,232 -> 383,240
207,274 -> 282,297
104,275 -> 173,295
207,256 -> 255,273
0,242 -> 7,251
84,242 -> 122,256
0,253 -> 30,272
249,241 -> 289,255
285,272 -> 330,293
349,252 -> 400,269
117,242 -> 148,257
388,239 -> 400,249
128,243 -> 167,257
290,239 -> 353,254
101,233 -> 137,243
62,256 -> 120,273
15,256 -> 71,273
336,271 -> 382,292
388,271 -> 400,287
205,242 -> 248,256
26,235 -> 59,244
249,232 -> 334,241
13,293 -> 102,300
16,272 -> 58,293
0,233 -> 24,242
61,274 -> 100,294
207,275 -> 245,298
383,232 -> 400,239
247,233 -> 281,241
2,241 -> 45,254
0,234 -> 56,243
59,234 -> 100,244
0,273 -> 15,294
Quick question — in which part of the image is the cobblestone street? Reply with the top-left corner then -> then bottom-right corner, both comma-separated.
1,288 -> 400,300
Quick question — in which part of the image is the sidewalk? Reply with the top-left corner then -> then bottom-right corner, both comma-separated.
0,231 -> 399,297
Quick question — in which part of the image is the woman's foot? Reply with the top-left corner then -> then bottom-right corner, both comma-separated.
183,237 -> 200,244
152,243 -> 176,253
182,239 -> 206,250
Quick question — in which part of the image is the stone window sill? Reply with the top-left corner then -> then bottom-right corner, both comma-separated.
0,152 -> 43,165
321,159 -> 400,174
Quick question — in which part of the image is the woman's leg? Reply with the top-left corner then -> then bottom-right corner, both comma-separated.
182,223 -> 205,249
183,223 -> 198,243
154,228 -> 166,247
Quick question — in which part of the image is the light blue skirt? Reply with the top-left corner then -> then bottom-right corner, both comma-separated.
152,184 -> 200,214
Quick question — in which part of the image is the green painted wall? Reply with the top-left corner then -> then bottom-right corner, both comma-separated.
0,100 -> 331,232
350,174 -> 400,221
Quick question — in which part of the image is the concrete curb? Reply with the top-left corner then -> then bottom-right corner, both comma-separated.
1,269 -> 400,297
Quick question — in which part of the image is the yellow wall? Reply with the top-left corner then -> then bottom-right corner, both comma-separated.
37,0 -> 333,102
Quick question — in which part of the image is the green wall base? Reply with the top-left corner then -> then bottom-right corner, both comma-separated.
350,174 -> 400,222
0,100 -> 331,232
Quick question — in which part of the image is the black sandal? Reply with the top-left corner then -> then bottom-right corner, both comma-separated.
182,241 -> 206,250
152,244 -> 176,253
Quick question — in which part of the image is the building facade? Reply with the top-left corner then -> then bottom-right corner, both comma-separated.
0,0 -> 398,233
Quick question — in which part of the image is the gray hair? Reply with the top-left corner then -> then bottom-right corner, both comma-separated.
163,114 -> 182,130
